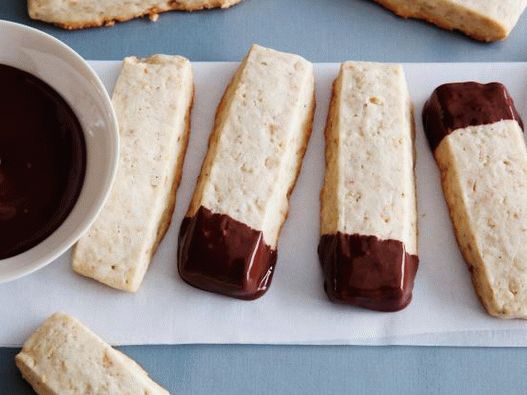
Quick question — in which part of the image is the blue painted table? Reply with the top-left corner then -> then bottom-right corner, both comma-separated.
1,1 -> 527,393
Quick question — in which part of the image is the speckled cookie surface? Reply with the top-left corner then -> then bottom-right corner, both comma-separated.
27,0 -> 243,29
16,313 -> 169,395
320,61 -> 417,255
187,44 -> 315,248
435,120 -> 527,318
73,55 -> 193,292
373,0 -> 527,41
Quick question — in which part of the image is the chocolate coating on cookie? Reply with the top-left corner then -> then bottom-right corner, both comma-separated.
178,206 -> 277,300
422,82 -> 523,152
318,233 -> 419,312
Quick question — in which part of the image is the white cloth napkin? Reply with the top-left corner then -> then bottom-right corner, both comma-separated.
1,61 -> 527,347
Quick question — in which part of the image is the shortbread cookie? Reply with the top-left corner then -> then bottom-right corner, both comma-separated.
73,55 -> 193,292
16,313 -> 168,395
373,0 -> 527,42
318,62 -> 418,312
423,82 -> 527,319
27,0 -> 243,29
178,44 -> 315,300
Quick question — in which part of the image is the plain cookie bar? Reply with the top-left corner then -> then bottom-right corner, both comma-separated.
16,313 -> 169,395
178,44 -> 315,300
423,82 -> 527,319
373,0 -> 527,42
318,62 -> 418,312
27,0 -> 243,29
73,55 -> 193,292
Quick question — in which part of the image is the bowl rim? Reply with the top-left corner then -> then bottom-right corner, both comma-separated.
0,20 -> 119,283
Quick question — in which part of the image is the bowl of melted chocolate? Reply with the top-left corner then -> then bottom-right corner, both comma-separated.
0,21 -> 119,282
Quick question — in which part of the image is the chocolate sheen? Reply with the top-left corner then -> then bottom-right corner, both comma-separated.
0,64 -> 86,259
178,206 -> 277,300
318,233 -> 419,312
422,82 -> 524,152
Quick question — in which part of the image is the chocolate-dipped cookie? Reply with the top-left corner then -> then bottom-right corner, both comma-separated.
423,82 -> 527,319
178,44 -> 315,300
319,62 -> 419,312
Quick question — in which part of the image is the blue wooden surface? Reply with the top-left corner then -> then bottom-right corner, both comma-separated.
1,345 -> 526,394
1,0 -> 527,393
2,0 -> 527,62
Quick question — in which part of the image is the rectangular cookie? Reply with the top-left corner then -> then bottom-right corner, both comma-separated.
27,0 -> 243,29
16,313 -> 169,395
318,62 -> 418,312
423,82 -> 527,319
73,55 -> 193,292
178,44 -> 315,300
373,0 -> 527,42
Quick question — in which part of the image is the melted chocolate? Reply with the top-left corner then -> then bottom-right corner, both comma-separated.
178,206 -> 277,300
318,233 -> 418,312
0,65 -> 86,259
422,82 -> 523,152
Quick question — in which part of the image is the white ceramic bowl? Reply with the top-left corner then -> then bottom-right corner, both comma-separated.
0,20 -> 119,283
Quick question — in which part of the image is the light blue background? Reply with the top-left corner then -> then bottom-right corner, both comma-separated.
2,0 -> 527,394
